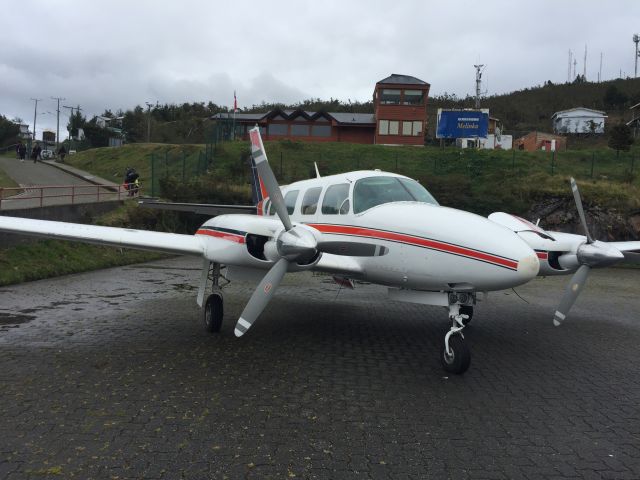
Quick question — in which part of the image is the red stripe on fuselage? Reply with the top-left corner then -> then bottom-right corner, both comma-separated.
196,229 -> 245,244
308,224 -> 518,270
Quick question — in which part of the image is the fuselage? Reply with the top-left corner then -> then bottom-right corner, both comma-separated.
197,170 -> 539,292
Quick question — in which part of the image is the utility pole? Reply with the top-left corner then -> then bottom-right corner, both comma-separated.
51,96 -> 65,150
30,98 -> 42,142
473,64 -> 485,109
567,49 -> 572,83
583,44 -> 587,80
573,57 -> 577,80
145,102 -> 154,143
634,34 -> 640,78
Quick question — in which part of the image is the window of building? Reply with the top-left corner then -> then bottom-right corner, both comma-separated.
268,123 -> 288,136
380,89 -> 401,104
413,121 -> 423,136
389,121 -> 399,135
321,184 -> 350,215
403,90 -> 424,105
378,120 -> 389,135
284,190 -> 299,214
311,125 -> 331,137
291,124 -> 310,136
402,121 -> 412,136
301,187 -> 322,215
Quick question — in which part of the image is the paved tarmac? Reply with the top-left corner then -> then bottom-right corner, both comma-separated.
0,257 -> 639,479
0,156 -> 121,210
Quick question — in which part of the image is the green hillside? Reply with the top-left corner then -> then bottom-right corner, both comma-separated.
427,77 -> 640,139
66,140 -> 640,217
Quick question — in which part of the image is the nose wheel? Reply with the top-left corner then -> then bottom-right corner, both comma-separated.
441,303 -> 471,374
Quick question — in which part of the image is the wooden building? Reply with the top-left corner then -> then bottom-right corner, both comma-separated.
212,109 -> 375,144
213,73 -> 430,145
514,131 -> 567,151
373,74 -> 430,145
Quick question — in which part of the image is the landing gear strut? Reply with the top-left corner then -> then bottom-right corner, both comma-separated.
440,299 -> 472,374
201,262 -> 227,333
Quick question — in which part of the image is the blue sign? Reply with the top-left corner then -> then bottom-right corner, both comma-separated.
436,110 -> 489,138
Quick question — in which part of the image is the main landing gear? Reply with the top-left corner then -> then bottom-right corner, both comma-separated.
201,262 -> 227,333
440,296 -> 472,375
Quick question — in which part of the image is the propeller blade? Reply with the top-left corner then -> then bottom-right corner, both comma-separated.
317,241 -> 389,257
570,177 -> 594,244
553,264 -> 591,327
249,127 -> 292,231
234,257 -> 289,337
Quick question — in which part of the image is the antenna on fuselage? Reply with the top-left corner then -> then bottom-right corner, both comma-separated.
314,162 -> 321,178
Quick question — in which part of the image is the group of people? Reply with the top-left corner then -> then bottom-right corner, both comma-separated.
14,142 -> 67,163
124,167 -> 140,196
15,141 -> 41,163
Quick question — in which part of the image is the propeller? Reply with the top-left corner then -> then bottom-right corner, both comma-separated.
234,127 -> 386,337
553,178 -> 624,326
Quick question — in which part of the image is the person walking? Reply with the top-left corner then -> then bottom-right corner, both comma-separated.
57,145 -> 67,163
18,143 -> 26,161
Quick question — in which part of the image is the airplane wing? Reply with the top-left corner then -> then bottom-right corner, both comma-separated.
0,216 -> 204,257
138,198 -> 256,216
609,241 -> 640,262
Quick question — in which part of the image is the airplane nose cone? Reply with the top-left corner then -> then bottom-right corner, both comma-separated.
517,253 -> 540,281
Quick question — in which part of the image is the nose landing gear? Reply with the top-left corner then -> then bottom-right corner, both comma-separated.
441,303 -> 471,374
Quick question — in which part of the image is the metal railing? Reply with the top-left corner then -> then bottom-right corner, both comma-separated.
0,183 -> 142,209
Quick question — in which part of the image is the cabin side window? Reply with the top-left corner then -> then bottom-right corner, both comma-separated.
321,184 -> 350,215
301,187 -> 322,215
284,190 -> 299,215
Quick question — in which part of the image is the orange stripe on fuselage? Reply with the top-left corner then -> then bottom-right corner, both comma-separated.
196,229 -> 245,244
308,224 -> 518,270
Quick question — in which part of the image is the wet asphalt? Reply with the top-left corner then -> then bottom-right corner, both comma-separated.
0,257 -> 639,479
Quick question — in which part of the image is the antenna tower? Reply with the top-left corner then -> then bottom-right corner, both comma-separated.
583,44 -> 587,80
567,50 -> 572,83
634,34 -> 640,78
473,64 -> 485,109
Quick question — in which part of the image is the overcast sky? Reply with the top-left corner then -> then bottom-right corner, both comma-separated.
2,0 -> 640,138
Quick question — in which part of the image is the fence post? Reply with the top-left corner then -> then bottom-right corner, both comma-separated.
182,152 -> 186,182
40,187 -> 43,207
150,153 -> 155,197
0,188 -> 3,209
395,151 -> 398,172
97,184 -> 100,202
551,151 -> 555,175
591,152 -> 595,178
280,151 -> 283,178
71,185 -> 75,205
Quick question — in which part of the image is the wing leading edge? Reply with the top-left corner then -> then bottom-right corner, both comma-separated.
0,216 -> 204,257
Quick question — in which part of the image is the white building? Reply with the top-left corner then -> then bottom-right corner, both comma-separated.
552,107 -> 607,134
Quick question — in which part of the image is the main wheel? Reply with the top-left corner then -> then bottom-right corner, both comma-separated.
441,335 -> 471,374
204,293 -> 223,332
460,305 -> 473,325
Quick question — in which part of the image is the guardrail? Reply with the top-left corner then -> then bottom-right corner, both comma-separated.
0,184 -> 142,209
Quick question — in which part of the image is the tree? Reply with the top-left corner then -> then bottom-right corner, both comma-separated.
67,109 -> 86,139
608,122 -> 634,155
603,85 -> 628,108
82,118 -> 111,147
0,115 -> 20,147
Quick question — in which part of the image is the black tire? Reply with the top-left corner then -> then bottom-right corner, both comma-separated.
441,335 -> 471,374
460,305 -> 473,325
204,293 -> 223,332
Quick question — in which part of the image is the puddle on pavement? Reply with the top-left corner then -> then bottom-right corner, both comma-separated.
0,312 -> 35,326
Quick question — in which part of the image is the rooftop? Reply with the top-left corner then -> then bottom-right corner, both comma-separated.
376,74 -> 429,86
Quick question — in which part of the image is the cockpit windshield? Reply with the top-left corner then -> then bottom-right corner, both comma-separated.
353,176 -> 439,214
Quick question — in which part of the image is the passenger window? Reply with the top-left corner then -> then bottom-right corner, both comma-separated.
301,187 -> 322,215
321,184 -> 350,215
284,190 -> 299,215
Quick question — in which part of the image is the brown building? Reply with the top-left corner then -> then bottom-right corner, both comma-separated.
212,73 -> 430,145
514,131 -> 567,152
373,74 -> 430,145
212,109 -> 375,144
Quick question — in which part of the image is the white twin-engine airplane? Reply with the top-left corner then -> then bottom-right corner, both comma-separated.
1,127 -> 638,374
